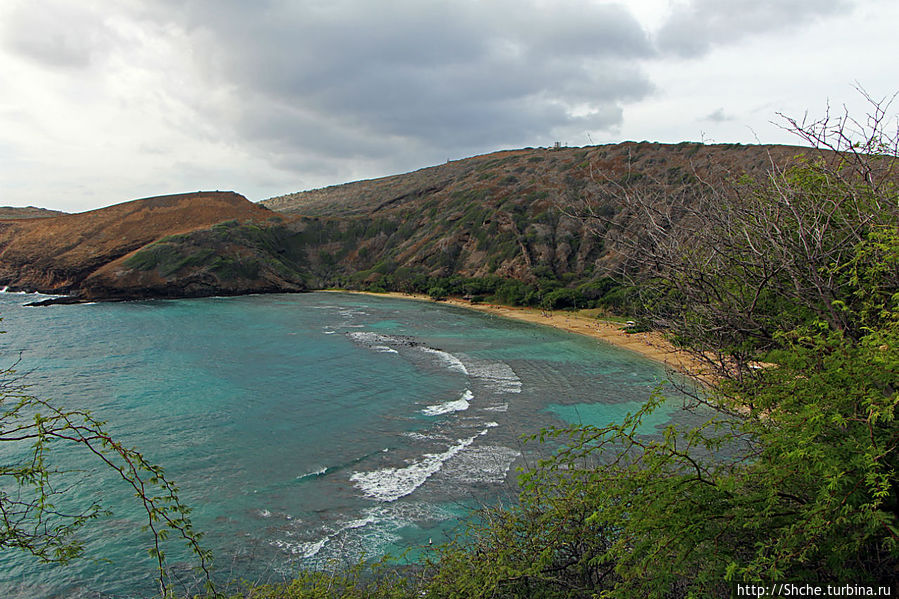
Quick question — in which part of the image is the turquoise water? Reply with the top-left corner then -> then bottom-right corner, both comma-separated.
0,292 -> 691,597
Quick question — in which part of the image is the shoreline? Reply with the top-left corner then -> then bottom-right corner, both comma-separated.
322,289 -> 706,378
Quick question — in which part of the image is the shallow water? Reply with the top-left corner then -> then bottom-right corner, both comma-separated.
0,291 -> 691,597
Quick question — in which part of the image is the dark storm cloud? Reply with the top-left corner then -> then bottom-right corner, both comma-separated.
656,0 -> 852,57
136,0 -> 654,172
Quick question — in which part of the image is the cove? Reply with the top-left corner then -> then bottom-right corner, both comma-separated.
0,291 -> 691,598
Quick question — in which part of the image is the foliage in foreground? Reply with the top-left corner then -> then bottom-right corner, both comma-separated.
218,560 -> 416,599
410,320 -> 897,598
0,357 -> 214,596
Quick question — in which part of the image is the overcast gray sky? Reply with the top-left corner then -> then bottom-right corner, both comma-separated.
1,0 -> 895,212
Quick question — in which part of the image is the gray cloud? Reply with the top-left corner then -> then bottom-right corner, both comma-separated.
129,0 -> 654,180
3,0 -> 873,211
704,108 -> 733,122
656,0 -> 852,57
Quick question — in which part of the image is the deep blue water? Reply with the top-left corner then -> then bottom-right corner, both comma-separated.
0,291 -> 688,597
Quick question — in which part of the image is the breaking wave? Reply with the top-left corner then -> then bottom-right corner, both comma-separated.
421,390 -> 473,416
350,423 -> 498,502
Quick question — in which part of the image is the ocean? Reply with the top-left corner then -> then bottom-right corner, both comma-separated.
0,291 -> 690,597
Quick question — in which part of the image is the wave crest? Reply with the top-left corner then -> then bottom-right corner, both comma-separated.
421,390 -> 473,416
350,423 -> 495,502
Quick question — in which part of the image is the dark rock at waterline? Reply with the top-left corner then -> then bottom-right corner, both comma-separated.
25,295 -> 84,306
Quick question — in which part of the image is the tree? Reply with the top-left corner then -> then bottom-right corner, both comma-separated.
0,350 -> 214,597
427,285 -> 449,301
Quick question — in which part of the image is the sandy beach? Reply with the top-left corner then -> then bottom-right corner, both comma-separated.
325,290 -> 706,378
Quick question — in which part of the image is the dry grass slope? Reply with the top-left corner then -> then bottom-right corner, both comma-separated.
0,191 -> 276,293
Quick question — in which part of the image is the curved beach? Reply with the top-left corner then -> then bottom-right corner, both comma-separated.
326,290 -> 705,377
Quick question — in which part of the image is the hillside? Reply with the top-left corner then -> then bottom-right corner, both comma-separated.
0,206 -> 66,219
0,191 -> 309,300
257,143 -> 816,289
0,143 -> 827,303
263,142 -> 799,217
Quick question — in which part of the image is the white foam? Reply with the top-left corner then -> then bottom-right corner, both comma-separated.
403,431 -> 438,441
0,289 -> 59,297
347,331 -> 400,349
297,466 -> 327,480
421,390 -> 473,416
483,403 -> 509,412
272,513 -> 378,559
443,445 -> 521,484
350,424 -> 495,502
467,361 -> 521,394
419,346 -> 468,375
348,331 -> 389,344
346,334 -> 471,380
259,509 -> 273,518
272,537 -> 329,558
345,514 -> 378,530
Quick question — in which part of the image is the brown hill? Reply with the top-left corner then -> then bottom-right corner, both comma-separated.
0,206 -> 66,219
258,142 -> 818,285
261,142 -> 804,217
0,191 -> 291,297
0,143 -> 837,303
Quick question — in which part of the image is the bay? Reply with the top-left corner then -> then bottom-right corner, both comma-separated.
0,291 -> 688,598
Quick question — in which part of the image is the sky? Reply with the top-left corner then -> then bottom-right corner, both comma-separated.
1,0 -> 896,213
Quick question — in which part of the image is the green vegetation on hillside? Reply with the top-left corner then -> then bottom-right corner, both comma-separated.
118,220 -> 312,294
345,271 -> 635,312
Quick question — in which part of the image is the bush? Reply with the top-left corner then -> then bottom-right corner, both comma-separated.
427,286 -> 448,301
539,288 -> 584,310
